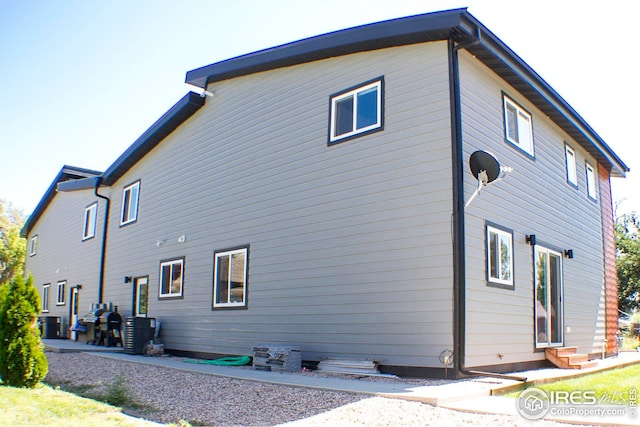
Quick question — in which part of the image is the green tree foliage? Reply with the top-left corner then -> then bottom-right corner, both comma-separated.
0,199 -> 26,284
0,275 -> 48,388
616,212 -> 640,314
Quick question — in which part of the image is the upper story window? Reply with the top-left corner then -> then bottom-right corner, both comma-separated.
29,235 -> 38,256
159,257 -> 184,299
329,78 -> 383,144
213,247 -> 248,308
42,284 -> 50,312
486,224 -> 514,289
120,181 -> 140,226
564,144 -> 578,186
56,281 -> 66,305
503,94 -> 534,157
83,203 -> 98,240
586,162 -> 597,200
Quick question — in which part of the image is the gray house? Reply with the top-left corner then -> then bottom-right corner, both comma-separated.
23,8 -> 628,377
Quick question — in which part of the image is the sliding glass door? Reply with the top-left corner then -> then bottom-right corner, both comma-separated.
535,246 -> 563,347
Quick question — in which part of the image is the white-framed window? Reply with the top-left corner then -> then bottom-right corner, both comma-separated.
29,235 -> 38,256
83,202 -> 98,240
56,281 -> 66,305
486,224 -> 514,289
564,144 -> 577,186
42,284 -> 50,312
503,95 -> 534,156
586,162 -> 597,200
120,181 -> 140,226
213,247 -> 248,308
329,78 -> 383,143
159,258 -> 184,298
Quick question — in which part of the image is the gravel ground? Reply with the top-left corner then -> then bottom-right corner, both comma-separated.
45,352 -> 573,427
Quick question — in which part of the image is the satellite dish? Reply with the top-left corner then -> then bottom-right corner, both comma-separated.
465,150 -> 511,209
469,150 -> 500,183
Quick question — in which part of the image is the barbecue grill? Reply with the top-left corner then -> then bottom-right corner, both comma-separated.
80,304 -> 123,347
82,307 -> 108,345
97,310 -> 123,347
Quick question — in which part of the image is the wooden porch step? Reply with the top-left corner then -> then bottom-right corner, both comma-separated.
545,346 -> 577,357
545,347 -> 597,370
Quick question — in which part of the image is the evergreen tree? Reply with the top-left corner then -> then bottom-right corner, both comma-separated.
616,212 -> 640,314
0,275 -> 48,388
0,199 -> 26,284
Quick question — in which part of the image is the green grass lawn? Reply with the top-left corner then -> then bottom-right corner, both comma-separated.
0,384 -> 161,427
506,363 -> 640,404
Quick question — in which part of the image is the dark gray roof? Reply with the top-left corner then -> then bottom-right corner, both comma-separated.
21,92 -> 205,237
102,92 -> 205,185
186,8 -> 470,88
24,8 -> 629,238
21,166 -> 102,237
186,7 -> 628,178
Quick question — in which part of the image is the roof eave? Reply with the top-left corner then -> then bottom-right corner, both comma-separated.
459,14 -> 629,177
186,8 -> 471,88
101,91 -> 205,185
21,166 -> 102,237
185,8 -> 627,177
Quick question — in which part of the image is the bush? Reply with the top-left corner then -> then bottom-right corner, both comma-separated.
0,275 -> 48,388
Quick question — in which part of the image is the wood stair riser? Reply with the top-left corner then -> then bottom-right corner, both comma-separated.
545,347 -> 597,370
547,347 -> 578,357
567,354 -> 589,365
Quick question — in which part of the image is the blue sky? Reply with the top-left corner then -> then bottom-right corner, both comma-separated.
1,0 -> 638,216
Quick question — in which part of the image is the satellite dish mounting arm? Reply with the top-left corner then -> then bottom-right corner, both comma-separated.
464,169 -> 488,209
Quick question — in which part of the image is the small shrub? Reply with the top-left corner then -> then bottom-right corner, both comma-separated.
0,275 -> 48,388
101,374 -> 133,407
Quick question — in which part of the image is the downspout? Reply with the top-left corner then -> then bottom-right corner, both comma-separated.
94,177 -> 110,304
448,34 -> 526,382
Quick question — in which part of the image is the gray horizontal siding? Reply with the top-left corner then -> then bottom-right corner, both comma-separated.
102,41 -> 455,368
24,189 -> 103,332
459,51 -> 606,367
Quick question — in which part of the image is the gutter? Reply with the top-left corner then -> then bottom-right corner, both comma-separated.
57,176 -> 110,304
448,35 -> 526,383
94,178 -> 110,304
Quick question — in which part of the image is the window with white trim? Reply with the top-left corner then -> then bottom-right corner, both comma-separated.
83,203 -> 98,240
213,247 -> 248,308
29,235 -> 38,256
486,224 -> 514,288
503,95 -> 534,156
159,258 -> 184,298
56,281 -> 66,305
586,163 -> 597,200
42,284 -> 50,312
329,78 -> 383,143
564,144 -> 577,186
120,181 -> 140,226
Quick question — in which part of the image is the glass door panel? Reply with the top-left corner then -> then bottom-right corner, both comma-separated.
535,246 -> 563,347
134,277 -> 149,317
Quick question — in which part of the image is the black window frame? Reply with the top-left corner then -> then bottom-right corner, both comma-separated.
485,221 -> 516,290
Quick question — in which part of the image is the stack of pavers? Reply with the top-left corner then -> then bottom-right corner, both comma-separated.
253,344 -> 301,372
